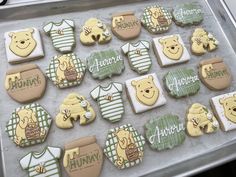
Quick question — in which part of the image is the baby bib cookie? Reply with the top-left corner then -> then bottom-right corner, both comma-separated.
111,11 -> 141,40
191,28 -> 219,55
5,64 -> 46,103
186,103 -> 219,137
4,27 -> 44,64
163,68 -> 200,98
43,19 -> 75,53
198,58 -> 232,90
46,53 -> 86,89
56,93 -> 96,129
5,103 -> 52,147
172,3 -> 203,26
87,49 -> 124,80
153,34 -> 190,67
141,5 -> 172,34
125,73 -> 166,114
121,40 -> 152,74
80,18 -> 112,45
63,136 -> 103,177
104,124 -> 145,169
20,146 -> 62,177
90,82 -> 124,123
211,91 -> 236,131
145,114 -> 185,151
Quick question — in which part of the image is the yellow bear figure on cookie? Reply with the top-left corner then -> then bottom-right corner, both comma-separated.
186,103 -> 219,137
220,94 -> 236,123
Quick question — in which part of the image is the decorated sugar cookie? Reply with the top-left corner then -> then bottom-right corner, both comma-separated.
125,73 -> 166,113
56,93 -> 96,129
111,11 -> 141,40
141,5 -> 172,34
63,136 -> 103,177
43,19 -> 75,53
20,146 -> 62,177
5,103 -> 52,147
121,40 -> 152,74
90,82 -> 124,123
163,68 -> 200,98
186,103 -> 219,136
104,124 -> 145,169
46,53 -> 86,89
172,3 -> 203,26
145,114 -> 185,151
87,49 -> 125,80
4,28 -> 44,64
191,28 -> 219,55
211,91 -> 236,131
80,18 -> 112,45
5,64 -> 46,103
153,34 -> 190,67
198,58 -> 232,90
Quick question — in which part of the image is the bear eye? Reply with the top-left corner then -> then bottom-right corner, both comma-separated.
229,108 -> 231,110
16,41 -> 18,43
141,90 -> 143,93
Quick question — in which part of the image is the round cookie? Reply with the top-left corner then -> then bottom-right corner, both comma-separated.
5,64 -> 46,103
198,58 -> 232,90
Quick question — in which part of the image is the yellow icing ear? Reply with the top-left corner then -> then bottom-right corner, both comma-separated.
173,35 -> 179,41
8,32 -> 15,38
159,38 -> 164,45
148,75 -> 153,81
219,98 -> 225,104
131,80 -> 137,87
63,147 -> 80,167
233,94 -> 236,98
27,28 -> 34,33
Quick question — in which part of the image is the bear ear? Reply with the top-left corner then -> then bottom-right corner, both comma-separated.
233,94 -> 236,98
219,98 -> 225,105
173,35 -> 179,41
159,38 -> 164,45
131,80 -> 137,87
27,28 -> 34,34
8,32 -> 15,38
148,75 -> 154,81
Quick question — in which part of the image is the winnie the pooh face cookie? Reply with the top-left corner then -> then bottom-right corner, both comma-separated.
4,28 -> 44,64
80,18 -> 112,45
125,73 -> 166,113
186,103 -> 219,137
153,34 -> 190,67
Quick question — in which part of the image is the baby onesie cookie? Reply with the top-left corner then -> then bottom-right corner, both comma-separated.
145,114 -> 185,151
46,53 -> 86,89
87,49 -> 124,80
111,11 -> 141,40
198,58 -> 232,90
186,103 -> 219,137
90,82 -> 124,123
56,93 -> 96,129
172,3 -> 203,26
80,18 -> 112,45
211,91 -> 236,131
153,34 -> 190,67
125,73 -> 166,114
5,103 -> 52,147
141,5 -> 172,34
5,64 -> 46,103
163,68 -> 200,98
121,40 -> 152,74
104,124 -> 145,169
191,28 -> 219,55
20,146 -> 62,177
63,136 -> 103,177
4,28 -> 44,64
43,19 -> 75,53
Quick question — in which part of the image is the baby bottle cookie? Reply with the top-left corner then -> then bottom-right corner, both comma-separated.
63,136 -> 103,177
5,103 -> 52,147
5,64 -> 46,103
111,11 -> 141,40
56,93 -> 96,129
104,124 -> 145,169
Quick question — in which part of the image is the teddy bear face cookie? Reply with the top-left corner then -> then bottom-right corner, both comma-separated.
80,18 -> 112,45
104,124 -> 145,169
198,58 -> 232,90
186,103 -> 219,137
5,103 -> 52,147
141,5 -> 172,34
125,73 -> 166,113
153,34 -> 190,67
4,28 -> 44,64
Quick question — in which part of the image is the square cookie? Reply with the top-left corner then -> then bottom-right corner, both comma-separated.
125,73 -> 166,113
4,27 -> 44,64
211,91 -> 236,131
153,34 -> 190,67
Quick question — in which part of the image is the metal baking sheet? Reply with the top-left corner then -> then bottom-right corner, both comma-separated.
1,0 -> 236,177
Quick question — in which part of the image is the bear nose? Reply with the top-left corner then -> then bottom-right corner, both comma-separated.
20,41 -> 25,44
171,46 -> 175,50
145,90 -> 150,93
